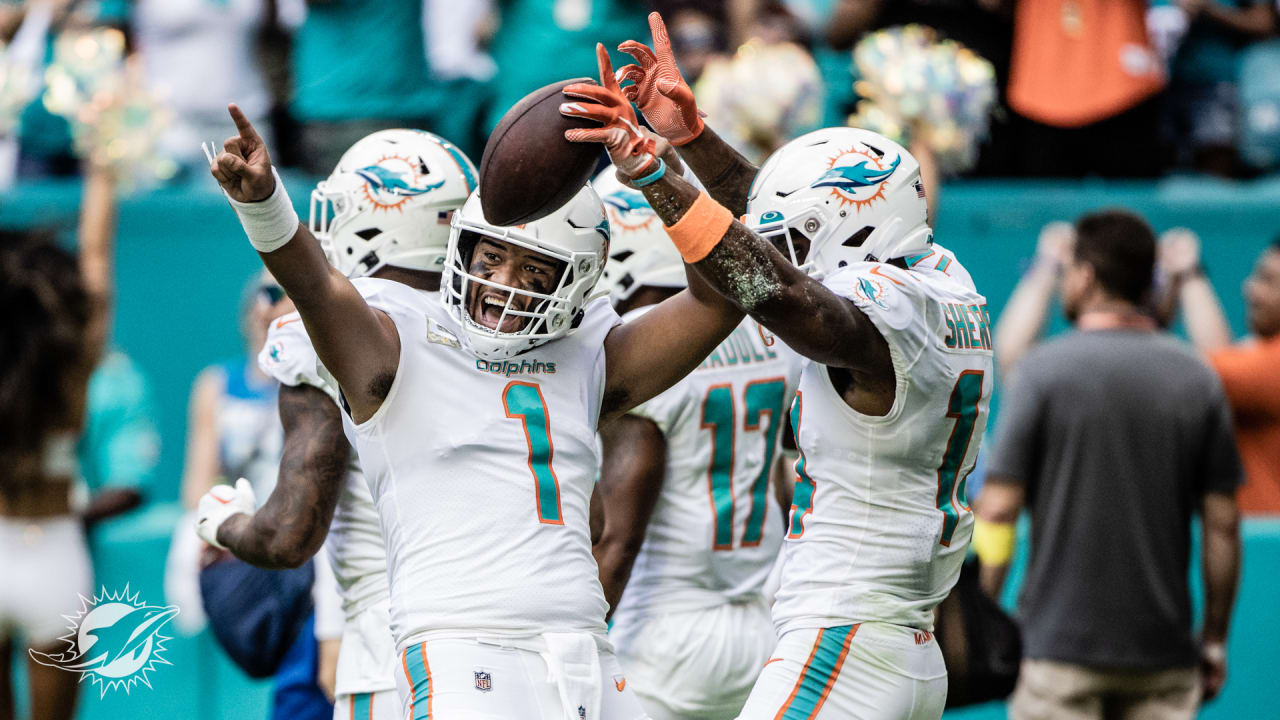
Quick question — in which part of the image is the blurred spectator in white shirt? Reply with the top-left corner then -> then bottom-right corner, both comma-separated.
133,0 -> 303,169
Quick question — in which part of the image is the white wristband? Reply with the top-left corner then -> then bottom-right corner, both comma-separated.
227,167 -> 300,253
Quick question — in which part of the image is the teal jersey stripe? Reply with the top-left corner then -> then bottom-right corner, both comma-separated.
350,692 -> 373,720
404,643 -> 431,718
778,625 -> 859,720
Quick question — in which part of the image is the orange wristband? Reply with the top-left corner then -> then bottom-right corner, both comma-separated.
664,191 -> 733,264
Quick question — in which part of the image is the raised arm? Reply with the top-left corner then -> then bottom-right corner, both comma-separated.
561,44 -> 886,406
595,17 -> 890,376
638,172 -> 888,372
561,44 -> 746,419
208,105 -> 397,422
616,12 -> 758,215
993,222 -> 1072,377
78,163 -> 117,369
594,415 -> 667,617
597,177 -> 745,417
1160,229 -> 1233,352
199,384 -> 349,568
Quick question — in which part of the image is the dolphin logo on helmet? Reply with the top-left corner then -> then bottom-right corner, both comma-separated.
355,163 -> 445,197
310,130 -> 477,279
744,127 -> 932,276
811,156 -> 900,192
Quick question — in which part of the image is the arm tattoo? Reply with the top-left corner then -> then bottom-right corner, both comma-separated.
640,173 -> 876,369
217,383 -> 349,568
641,175 -> 794,314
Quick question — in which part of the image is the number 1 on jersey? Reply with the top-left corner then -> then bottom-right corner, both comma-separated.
503,382 -> 564,525
936,371 -> 983,546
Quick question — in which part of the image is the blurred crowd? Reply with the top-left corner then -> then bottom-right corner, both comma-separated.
4,0 -> 1280,185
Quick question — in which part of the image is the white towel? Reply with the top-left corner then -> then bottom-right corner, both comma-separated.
540,632 -> 602,720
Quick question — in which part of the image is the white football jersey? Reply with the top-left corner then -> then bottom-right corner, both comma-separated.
772,250 -> 993,634
349,278 -> 618,647
611,312 -> 802,625
258,313 -> 391,622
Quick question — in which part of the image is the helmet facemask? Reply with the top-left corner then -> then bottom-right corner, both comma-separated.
751,205 -> 828,278
310,177 -> 376,274
443,223 -> 603,359
453,229 -> 574,334
440,186 -> 610,360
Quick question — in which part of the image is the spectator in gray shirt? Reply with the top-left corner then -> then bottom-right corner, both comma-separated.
976,209 -> 1243,720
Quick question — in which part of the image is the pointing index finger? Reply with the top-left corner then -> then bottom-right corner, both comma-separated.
227,103 -> 262,144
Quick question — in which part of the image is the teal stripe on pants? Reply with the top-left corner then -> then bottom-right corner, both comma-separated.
351,692 -> 373,720
404,644 -> 431,719
778,625 -> 858,720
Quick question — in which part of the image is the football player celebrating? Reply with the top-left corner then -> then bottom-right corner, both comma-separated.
592,170 -> 800,720
207,71 -> 747,715
196,129 -> 476,720
563,15 -> 993,718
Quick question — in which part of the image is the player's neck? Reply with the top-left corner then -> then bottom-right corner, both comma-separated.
372,266 -> 441,292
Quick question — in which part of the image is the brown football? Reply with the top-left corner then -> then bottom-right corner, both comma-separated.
479,78 -> 603,226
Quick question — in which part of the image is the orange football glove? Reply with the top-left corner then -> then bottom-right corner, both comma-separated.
561,43 -> 659,179
616,11 -> 706,146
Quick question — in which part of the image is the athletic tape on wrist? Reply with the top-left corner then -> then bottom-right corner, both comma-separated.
227,167 -> 299,253
664,191 -> 733,264
631,157 -> 666,187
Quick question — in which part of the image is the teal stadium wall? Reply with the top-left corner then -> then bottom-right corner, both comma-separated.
2,175 -> 1277,718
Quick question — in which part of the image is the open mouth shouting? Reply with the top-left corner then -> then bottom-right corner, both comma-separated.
470,288 -> 530,333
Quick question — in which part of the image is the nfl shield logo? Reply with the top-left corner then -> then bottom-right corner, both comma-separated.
578,706 -> 586,719
474,670 -> 492,692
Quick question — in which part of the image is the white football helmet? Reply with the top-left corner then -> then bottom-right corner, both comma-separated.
743,127 -> 932,277
592,168 -> 685,307
310,129 -> 477,278
441,185 -> 610,360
